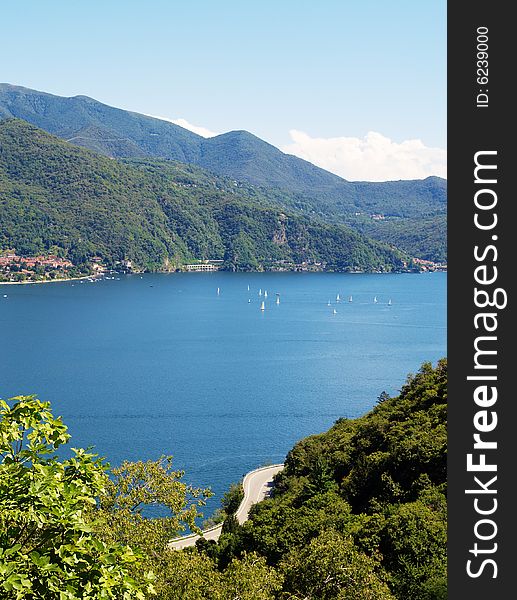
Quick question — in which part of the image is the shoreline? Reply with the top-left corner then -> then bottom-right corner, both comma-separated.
0,266 -> 448,286
0,274 -> 99,286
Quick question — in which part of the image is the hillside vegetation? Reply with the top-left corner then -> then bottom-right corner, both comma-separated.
0,360 -> 447,599
1,84 -> 447,261
204,358 -> 448,599
0,119 -> 406,272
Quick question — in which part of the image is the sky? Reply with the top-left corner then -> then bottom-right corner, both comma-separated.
1,0 -> 446,181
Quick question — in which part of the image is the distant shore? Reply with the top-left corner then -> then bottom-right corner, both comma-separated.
0,264 -> 447,287
0,274 -> 97,286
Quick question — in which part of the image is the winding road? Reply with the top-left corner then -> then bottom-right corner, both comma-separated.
169,464 -> 284,550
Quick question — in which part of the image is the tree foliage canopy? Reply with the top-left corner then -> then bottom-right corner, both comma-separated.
0,396 -> 210,599
0,396 -> 153,598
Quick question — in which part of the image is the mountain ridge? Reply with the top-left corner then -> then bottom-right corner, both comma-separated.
0,83 -> 355,196
0,83 -> 445,189
0,119 -> 407,275
0,83 -> 447,261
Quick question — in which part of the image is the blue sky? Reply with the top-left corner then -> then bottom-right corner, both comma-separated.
2,0 -> 446,180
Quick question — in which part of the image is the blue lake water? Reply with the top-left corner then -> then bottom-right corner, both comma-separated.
0,272 -> 446,517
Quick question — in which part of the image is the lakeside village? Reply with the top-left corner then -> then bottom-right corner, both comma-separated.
0,251 -> 447,283
0,252 -> 103,283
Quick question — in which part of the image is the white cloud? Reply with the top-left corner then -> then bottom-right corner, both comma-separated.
281,130 -> 447,181
145,114 -> 219,138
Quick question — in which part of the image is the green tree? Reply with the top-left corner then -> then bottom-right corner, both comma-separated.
94,457 -> 211,554
0,395 -> 153,599
146,549 -> 281,600
221,552 -> 282,600
280,529 -> 394,600
376,493 -> 447,600
143,549 -> 223,600
91,456 -> 212,594
220,482 -> 244,516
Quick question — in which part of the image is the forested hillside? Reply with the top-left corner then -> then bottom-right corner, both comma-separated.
1,84 -> 447,262
204,358 -> 448,599
0,84 -> 447,213
0,119 -> 406,273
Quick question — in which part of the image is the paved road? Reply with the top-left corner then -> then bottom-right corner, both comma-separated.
169,464 -> 284,550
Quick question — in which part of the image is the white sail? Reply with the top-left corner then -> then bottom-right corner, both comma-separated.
388,299 -> 392,305
373,296 -> 377,303
260,301 -> 265,311
333,308 -> 337,314
259,289 -> 262,296
264,290 -> 268,298
217,287 -> 220,295
349,295 -> 353,303
276,296 -> 280,304
336,294 -> 340,302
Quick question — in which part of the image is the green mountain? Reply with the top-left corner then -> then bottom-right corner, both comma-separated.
0,83 -> 347,193
356,214 -> 447,263
0,84 -> 202,163
0,83 -> 447,262
0,119 -> 407,273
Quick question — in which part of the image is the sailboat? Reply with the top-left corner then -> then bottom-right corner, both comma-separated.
336,293 -> 341,302
373,296 -> 378,303
276,295 -> 280,305
259,289 -> 262,296
327,300 -> 331,306
388,299 -> 392,306
348,295 -> 353,303
333,308 -> 337,314
247,285 -> 250,291
260,301 -> 265,311
264,290 -> 268,298
217,287 -> 220,295
248,299 -> 251,303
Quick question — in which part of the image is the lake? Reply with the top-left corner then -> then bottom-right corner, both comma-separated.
0,271 -> 446,517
